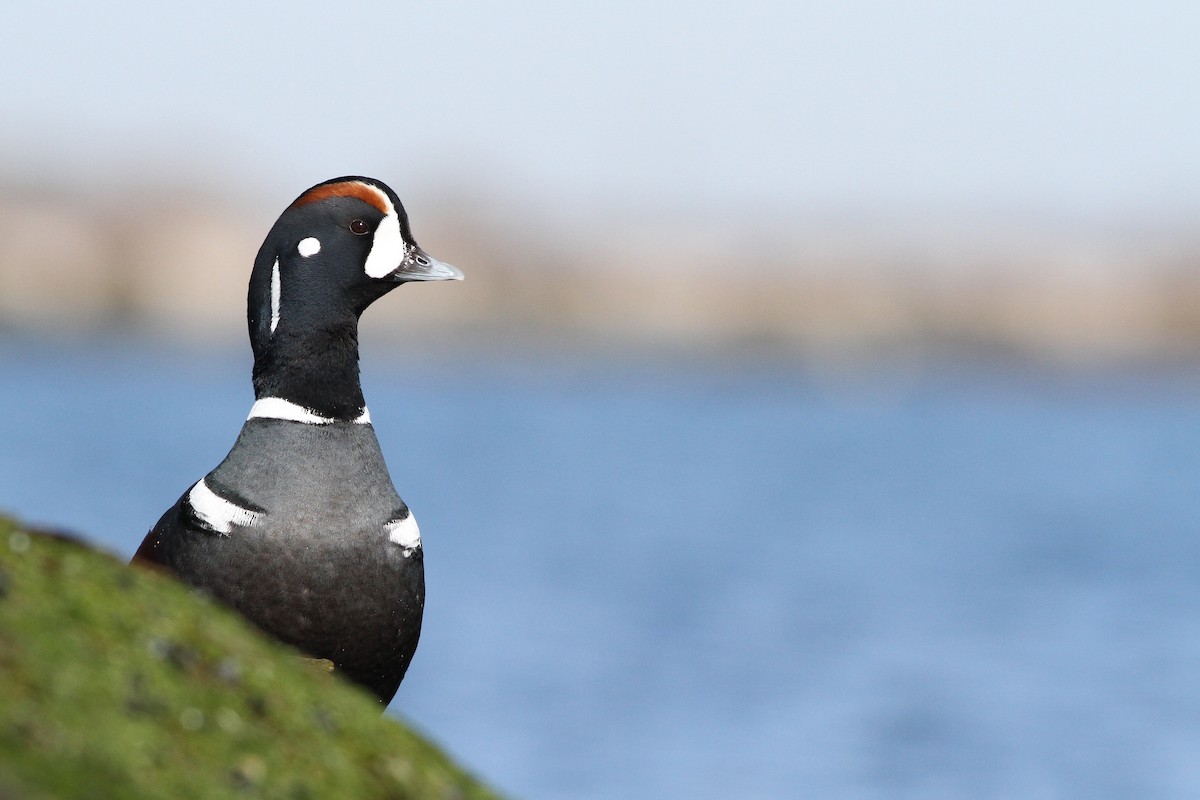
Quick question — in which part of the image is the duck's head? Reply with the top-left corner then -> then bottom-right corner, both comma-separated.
248,176 -> 462,347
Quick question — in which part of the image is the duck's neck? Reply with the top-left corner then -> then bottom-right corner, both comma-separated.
251,318 -> 367,422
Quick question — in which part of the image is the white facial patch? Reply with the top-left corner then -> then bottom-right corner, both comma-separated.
297,237 -> 321,257
385,511 -> 421,557
270,258 -> 281,334
247,397 -> 371,425
188,479 -> 262,535
356,182 -> 409,279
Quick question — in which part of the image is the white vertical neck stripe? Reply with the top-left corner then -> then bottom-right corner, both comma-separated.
269,258 -> 281,334
247,397 -> 371,425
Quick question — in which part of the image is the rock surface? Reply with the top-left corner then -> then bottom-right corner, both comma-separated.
0,515 -> 503,800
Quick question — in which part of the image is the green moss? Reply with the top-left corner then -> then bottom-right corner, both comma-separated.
0,515 -> 505,800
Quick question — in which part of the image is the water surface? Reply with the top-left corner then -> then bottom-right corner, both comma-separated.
3,336 -> 1200,799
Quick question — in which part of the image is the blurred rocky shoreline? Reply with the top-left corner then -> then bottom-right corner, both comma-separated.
3,183 -> 1198,365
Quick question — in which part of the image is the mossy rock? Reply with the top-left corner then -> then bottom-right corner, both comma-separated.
0,515 -> 504,800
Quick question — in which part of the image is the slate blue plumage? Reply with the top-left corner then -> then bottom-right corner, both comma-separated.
135,177 -> 462,704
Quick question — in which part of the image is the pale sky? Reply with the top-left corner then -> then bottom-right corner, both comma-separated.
4,1 -> 1198,223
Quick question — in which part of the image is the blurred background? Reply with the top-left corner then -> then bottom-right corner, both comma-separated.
4,2 -> 1200,798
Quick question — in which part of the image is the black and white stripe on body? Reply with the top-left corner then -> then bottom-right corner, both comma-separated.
147,418 -> 424,702
135,177 -> 460,706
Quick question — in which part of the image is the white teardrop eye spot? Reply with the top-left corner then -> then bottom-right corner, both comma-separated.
297,237 -> 321,257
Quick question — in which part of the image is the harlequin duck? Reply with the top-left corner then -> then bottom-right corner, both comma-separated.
133,176 -> 462,705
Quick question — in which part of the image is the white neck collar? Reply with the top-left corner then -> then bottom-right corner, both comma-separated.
247,397 -> 371,425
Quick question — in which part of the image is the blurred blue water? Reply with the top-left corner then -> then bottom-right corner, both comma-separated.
3,336 -> 1200,799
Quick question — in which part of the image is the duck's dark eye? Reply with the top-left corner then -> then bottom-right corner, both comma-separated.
349,219 -> 370,235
